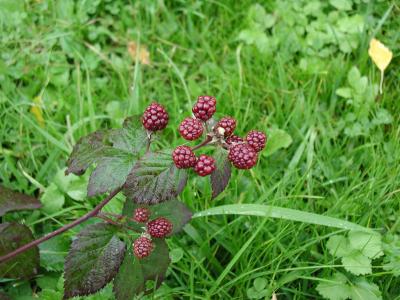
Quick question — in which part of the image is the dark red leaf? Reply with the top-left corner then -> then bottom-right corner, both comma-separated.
0,185 -> 41,217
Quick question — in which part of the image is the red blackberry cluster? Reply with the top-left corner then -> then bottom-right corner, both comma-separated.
192,96 -> 216,121
228,144 -> 258,169
246,130 -> 266,152
133,236 -> 153,259
133,207 -> 151,223
215,117 -> 236,137
172,146 -> 197,169
142,102 -> 169,131
194,155 -> 216,176
179,117 -> 204,141
147,217 -> 173,238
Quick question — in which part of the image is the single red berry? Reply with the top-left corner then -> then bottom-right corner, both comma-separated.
147,217 -> 173,238
172,146 -> 197,169
133,236 -> 153,259
179,117 -> 204,141
215,117 -> 236,137
246,130 -> 267,152
133,207 -> 151,223
192,95 -> 216,121
228,144 -> 258,169
226,135 -> 244,145
194,154 -> 216,176
142,102 -> 169,131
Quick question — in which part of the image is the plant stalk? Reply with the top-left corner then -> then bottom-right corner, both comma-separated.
0,187 -> 122,264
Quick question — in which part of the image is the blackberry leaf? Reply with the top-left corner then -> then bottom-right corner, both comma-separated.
0,185 -> 41,216
63,223 -> 125,299
210,148 -> 231,199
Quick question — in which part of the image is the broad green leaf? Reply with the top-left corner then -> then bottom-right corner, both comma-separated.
329,0 -> 352,10
327,235 -> 351,257
372,108 -> 393,125
336,87 -> 352,98
253,278 -> 267,292
113,250 -> 145,300
341,251 -> 372,275
0,223 -> 39,279
170,248 -> 184,263
64,223 -> 125,299
0,185 -> 41,216
88,152 -> 135,197
348,231 -> 383,259
124,150 -> 188,204
264,128 -> 293,157
347,67 -> 361,87
316,272 -> 351,300
193,204 -> 371,232
140,238 -> 170,284
210,148 -> 231,199
65,130 -> 108,176
40,183 -> 65,214
350,278 -> 382,300
382,234 -> 400,276
39,235 -> 70,272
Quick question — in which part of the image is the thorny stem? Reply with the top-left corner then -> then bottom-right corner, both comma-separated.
0,187 -> 123,264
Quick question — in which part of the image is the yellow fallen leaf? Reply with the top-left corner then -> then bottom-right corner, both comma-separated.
31,95 -> 45,128
368,38 -> 392,94
127,42 -> 150,65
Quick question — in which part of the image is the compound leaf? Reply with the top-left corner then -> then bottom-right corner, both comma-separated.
210,148 -> 231,199
124,150 -> 188,204
0,223 -> 39,279
64,223 -> 125,299
0,185 -> 41,217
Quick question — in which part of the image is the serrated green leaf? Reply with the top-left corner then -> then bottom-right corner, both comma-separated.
264,128 -> 293,157
341,251 -> 372,275
0,185 -> 41,217
113,250 -> 145,300
88,152 -> 136,197
124,150 -> 188,204
210,148 -> 231,199
327,235 -> 351,257
40,183 -> 65,214
39,235 -> 70,272
349,278 -> 382,300
316,272 -> 351,300
65,130 -> 109,176
0,223 -> 39,279
348,231 -> 383,259
63,223 -> 125,299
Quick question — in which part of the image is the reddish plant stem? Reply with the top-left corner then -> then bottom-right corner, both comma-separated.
0,187 -> 122,264
192,135 -> 213,151
96,213 -> 141,233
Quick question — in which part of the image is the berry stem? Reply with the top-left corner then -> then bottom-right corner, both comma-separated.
0,187 -> 122,264
192,135 -> 213,151
96,213 -> 140,233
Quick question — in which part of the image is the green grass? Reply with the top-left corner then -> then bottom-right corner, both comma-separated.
1,0 -> 400,299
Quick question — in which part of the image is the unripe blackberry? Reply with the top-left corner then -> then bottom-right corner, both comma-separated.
194,154 -> 216,176
179,117 -> 204,141
246,130 -> 266,152
147,217 -> 173,238
133,236 -> 153,259
228,144 -> 258,169
172,146 -> 197,169
142,102 -> 169,131
215,117 -> 236,137
192,96 -> 216,121
226,135 -> 244,145
133,207 -> 151,223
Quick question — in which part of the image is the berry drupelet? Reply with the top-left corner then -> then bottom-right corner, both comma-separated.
172,146 -> 197,169
179,117 -> 204,141
228,144 -> 258,169
133,236 -> 154,259
226,135 -> 244,145
192,96 -> 216,121
133,207 -> 151,223
142,102 -> 169,131
194,154 -> 216,176
246,130 -> 266,152
147,217 -> 173,238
